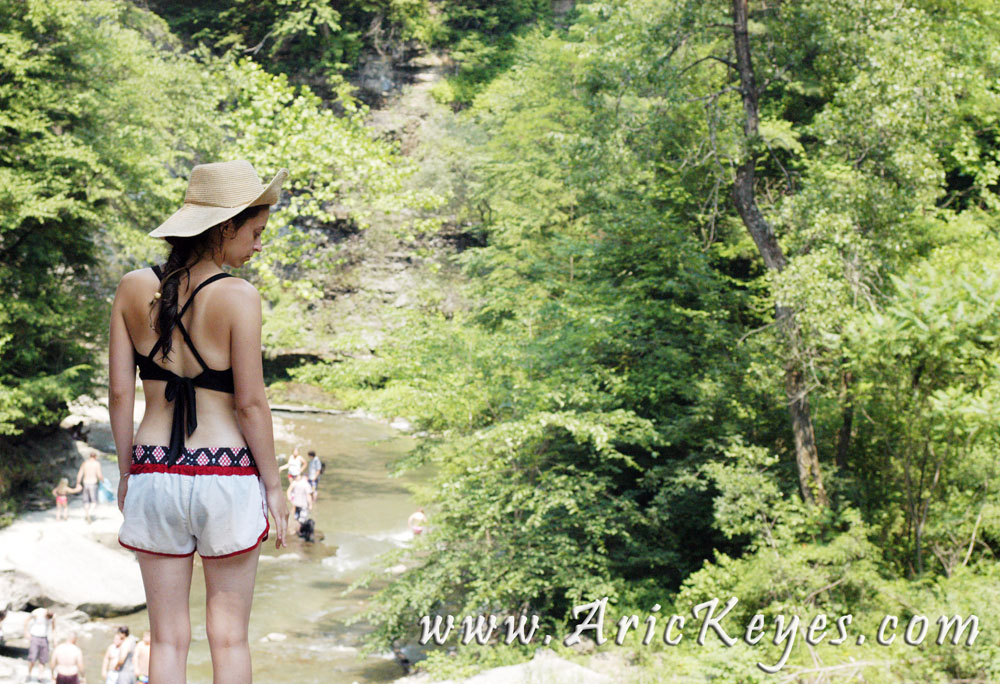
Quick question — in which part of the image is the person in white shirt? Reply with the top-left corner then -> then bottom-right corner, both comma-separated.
278,446 -> 307,484
24,607 -> 54,681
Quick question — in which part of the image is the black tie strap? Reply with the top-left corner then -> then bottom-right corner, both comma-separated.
164,375 -> 198,466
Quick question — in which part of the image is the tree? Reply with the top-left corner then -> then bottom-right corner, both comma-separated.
0,0 -> 224,437
729,0 -> 827,506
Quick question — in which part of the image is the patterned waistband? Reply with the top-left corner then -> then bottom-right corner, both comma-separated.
131,444 -> 258,476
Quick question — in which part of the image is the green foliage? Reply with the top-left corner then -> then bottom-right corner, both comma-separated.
686,446 -> 885,624
293,4 -> 1000,683
0,0 -> 222,435
844,230 -> 1000,577
417,642 -> 535,680
146,0 -> 563,107
142,0 -> 427,97
429,0 -> 557,105
309,0 -> 765,651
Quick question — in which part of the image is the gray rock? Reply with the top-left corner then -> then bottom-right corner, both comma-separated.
0,654 -> 27,682
2,610 -> 30,638
569,634 -> 597,655
0,506 -> 145,617
389,417 -> 413,432
0,566 -> 43,612
392,649 -> 611,684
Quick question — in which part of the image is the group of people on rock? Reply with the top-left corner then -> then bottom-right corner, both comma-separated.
50,451 -> 111,523
17,607 -> 149,684
279,446 -> 323,541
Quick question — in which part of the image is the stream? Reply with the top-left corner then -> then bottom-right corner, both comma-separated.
76,407 -> 423,684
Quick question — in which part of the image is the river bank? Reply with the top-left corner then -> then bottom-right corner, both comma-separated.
0,391 -> 430,683
0,408 -> 657,684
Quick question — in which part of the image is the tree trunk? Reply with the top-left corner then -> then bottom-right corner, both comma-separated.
835,371 -> 853,470
731,0 -> 828,507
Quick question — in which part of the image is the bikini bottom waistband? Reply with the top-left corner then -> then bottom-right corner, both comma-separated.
130,444 -> 258,476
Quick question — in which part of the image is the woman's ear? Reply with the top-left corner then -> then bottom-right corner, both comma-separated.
220,219 -> 236,239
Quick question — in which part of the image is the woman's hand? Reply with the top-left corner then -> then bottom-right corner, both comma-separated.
265,484 -> 288,548
117,473 -> 129,512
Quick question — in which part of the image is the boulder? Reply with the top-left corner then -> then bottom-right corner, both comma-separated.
1,610 -> 30,639
392,649 -> 611,684
0,507 -> 145,617
0,563 -> 43,612
0,654 -> 27,682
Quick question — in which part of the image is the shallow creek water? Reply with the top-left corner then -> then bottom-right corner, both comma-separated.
78,408 -> 423,684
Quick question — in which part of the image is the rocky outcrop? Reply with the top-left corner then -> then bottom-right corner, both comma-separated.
0,559 -> 41,615
0,654 -> 28,683
393,649 -> 612,684
0,479 -> 145,617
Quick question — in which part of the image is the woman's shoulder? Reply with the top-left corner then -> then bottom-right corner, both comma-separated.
117,266 -> 157,285
215,274 -> 259,299
212,276 -> 261,317
115,267 -> 160,298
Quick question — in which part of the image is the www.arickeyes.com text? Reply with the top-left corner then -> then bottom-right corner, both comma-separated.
418,596 -> 980,673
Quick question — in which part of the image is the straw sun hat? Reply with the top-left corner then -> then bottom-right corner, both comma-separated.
148,160 -> 289,238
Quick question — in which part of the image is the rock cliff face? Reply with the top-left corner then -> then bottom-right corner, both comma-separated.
265,48 -> 477,375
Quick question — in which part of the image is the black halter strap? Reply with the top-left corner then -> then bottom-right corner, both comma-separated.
178,272 -> 233,318
147,269 -> 232,363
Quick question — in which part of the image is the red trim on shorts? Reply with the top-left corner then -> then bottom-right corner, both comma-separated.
118,538 -> 196,557
130,464 -> 260,476
200,518 -> 270,559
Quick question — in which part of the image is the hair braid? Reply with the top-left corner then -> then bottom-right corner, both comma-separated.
152,239 -> 196,361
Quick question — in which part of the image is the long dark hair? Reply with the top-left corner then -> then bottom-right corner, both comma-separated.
150,204 -> 267,361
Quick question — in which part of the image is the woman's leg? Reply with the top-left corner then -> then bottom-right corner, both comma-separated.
203,545 -> 261,684
136,552 -> 194,684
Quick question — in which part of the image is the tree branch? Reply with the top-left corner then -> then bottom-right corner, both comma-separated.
679,54 -> 737,76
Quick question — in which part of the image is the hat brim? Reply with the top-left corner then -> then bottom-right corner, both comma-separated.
148,168 -> 289,238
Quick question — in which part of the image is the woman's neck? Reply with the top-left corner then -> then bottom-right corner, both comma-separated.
182,256 -> 226,279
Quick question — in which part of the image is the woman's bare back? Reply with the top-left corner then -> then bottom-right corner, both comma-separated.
122,265 -> 247,449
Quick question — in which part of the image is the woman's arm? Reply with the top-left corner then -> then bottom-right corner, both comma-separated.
109,274 -> 137,510
230,280 -> 287,548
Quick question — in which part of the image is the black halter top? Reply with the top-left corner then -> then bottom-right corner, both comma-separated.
134,264 -> 235,465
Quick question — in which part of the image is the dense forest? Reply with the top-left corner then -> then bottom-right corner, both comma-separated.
3,0 -> 1000,681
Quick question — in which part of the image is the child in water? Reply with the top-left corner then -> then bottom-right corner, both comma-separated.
52,477 -> 82,521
